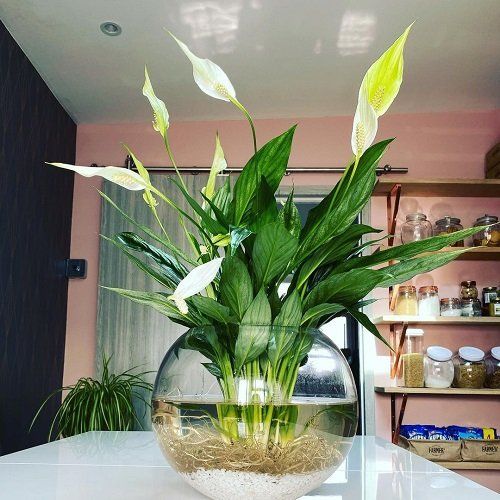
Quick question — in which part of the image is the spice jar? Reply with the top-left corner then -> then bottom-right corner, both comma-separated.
401,213 -> 433,244
440,298 -> 461,317
453,346 -> 486,389
460,280 -> 478,300
395,286 -> 418,315
418,286 -> 440,316
424,346 -> 454,388
489,297 -> 500,317
485,347 -> 500,389
461,298 -> 482,317
397,329 -> 424,388
472,215 -> 500,247
434,216 -> 464,246
482,287 -> 498,316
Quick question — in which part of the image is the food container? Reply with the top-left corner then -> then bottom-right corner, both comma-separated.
395,286 -> 418,315
460,298 -> 482,317
424,346 -> 454,388
489,298 -> 500,317
434,216 -> 464,246
472,215 -> 500,247
485,347 -> 500,389
418,286 -> 440,316
397,328 -> 424,388
401,213 -> 433,244
440,298 -> 462,317
482,287 -> 498,315
460,280 -> 478,300
453,346 -> 486,389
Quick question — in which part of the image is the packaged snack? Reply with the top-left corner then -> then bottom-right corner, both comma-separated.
428,427 -> 452,440
483,428 -> 497,440
400,425 -> 432,440
447,426 -> 483,440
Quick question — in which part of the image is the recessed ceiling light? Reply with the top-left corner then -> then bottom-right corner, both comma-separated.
100,22 -> 122,36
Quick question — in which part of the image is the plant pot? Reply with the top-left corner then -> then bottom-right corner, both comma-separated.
152,325 -> 358,500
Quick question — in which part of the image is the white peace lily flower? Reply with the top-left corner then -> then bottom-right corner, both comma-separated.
142,66 -> 170,139
351,84 -> 378,157
169,257 -> 223,314
169,32 -> 236,102
47,163 -> 147,191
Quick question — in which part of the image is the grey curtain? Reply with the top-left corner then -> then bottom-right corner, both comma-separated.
97,174 -> 210,429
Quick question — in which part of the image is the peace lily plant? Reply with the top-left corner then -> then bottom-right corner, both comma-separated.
50,26 -> 484,446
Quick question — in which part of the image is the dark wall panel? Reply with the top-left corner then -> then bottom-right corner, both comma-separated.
0,20 -> 76,453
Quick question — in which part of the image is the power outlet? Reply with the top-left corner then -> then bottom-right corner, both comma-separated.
65,259 -> 87,279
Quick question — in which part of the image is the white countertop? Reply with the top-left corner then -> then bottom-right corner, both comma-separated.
0,432 -> 498,499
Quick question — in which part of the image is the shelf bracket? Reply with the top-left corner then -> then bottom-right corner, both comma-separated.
386,183 -> 402,311
391,393 -> 408,444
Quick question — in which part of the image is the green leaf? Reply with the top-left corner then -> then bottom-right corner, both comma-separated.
232,126 -> 296,225
268,291 -> 302,367
202,362 -> 223,378
219,256 -> 254,320
252,222 -> 298,289
378,248 -> 469,288
212,178 -> 232,218
201,192 -> 230,229
347,307 -> 392,351
278,190 -> 301,238
235,289 -> 272,372
301,302 -> 345,326
189,295 -> 235,324
248,177 -> 279,231
229,226 -> 252,256
304,269 -> 386,309
183,326 -> 222,362
102,287 -> 196,326
333,225 -> 489,274
297,139 -> 393,262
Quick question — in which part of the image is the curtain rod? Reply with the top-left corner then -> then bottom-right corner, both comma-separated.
91,155 -> 408,176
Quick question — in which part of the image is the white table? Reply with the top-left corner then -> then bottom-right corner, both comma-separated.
0,432 -> 498,499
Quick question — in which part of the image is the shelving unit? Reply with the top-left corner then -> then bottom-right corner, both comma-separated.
375,387 -> 500,396
372,316 -> 500,326
437,462 -> 500,471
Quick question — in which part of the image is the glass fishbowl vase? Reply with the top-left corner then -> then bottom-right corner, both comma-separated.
152,325 -> 358,500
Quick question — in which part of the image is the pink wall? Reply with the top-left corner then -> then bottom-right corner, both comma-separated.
68,109 -> 499,488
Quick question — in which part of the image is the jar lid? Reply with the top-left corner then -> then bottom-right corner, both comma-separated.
458,346 -> 485,362
399,285 -> 416,293
475,214 -> 499,225
427,345 -> 452,362
483,286 -> 498,291
406,212 -> 427,221
407,328 -> 424,336
440,297 -> 460,305
436,216 -> 461,226
491,347 -> 500,361
460,280 -> 476,287
419,285 -> 438,293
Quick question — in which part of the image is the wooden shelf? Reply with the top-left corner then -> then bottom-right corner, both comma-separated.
436,461 -> 500,470
437,246 -> 500,261
373,178 -> 500,197
372,315 -> 500,325
375,386 -> 500,396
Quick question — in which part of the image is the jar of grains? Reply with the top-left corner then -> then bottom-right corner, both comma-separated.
453,346 -> 486,389
472,215 -> 500,247
440,298 -> 462,317
460,280 -> 478,300
418,286 -> 440,316
401,213 -> 433,244
461,298 -> 482,317
485,347 -> 500,389
397,328 -> 424,388
424,346 -> 454,388
434,216 -> 464,246
395,286 -> 418,315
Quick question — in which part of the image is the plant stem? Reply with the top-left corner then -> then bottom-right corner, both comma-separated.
229,97 -> 257,154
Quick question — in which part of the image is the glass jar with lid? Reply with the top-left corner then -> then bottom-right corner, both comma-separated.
460,280 -> 478,300
461,298 -> 482,317
418,286 -> 440,316
440,298 -> 461,317
401,213 -> 432,244
453,346 -> 486,389
489,297 -> 500,317
485,347 -> 500,389
397,328 -> 424,388
472,215 -> 500,247
434,216 -> 464,246
424,346 -> 454,388
482,287 -> 498,315
395,286 -> 418,315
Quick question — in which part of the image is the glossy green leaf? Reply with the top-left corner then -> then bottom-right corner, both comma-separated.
301,302 -> 345,326
219,256 -> 253,320
189,295 -> 235,324
278,190 -> 301,238
347,306 -> 392,351
229,226 -> 252,256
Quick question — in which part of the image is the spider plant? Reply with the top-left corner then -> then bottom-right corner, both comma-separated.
31,355 -> 153,440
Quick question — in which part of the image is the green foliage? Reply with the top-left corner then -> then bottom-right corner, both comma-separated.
31,355 -> 153,440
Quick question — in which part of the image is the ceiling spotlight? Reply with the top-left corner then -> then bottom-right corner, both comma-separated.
100,22 -> 122,36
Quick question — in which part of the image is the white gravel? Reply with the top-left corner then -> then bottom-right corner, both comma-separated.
181,468 -> 332,499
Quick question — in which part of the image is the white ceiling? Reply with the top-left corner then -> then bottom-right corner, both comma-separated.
1,0 -> 499,124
